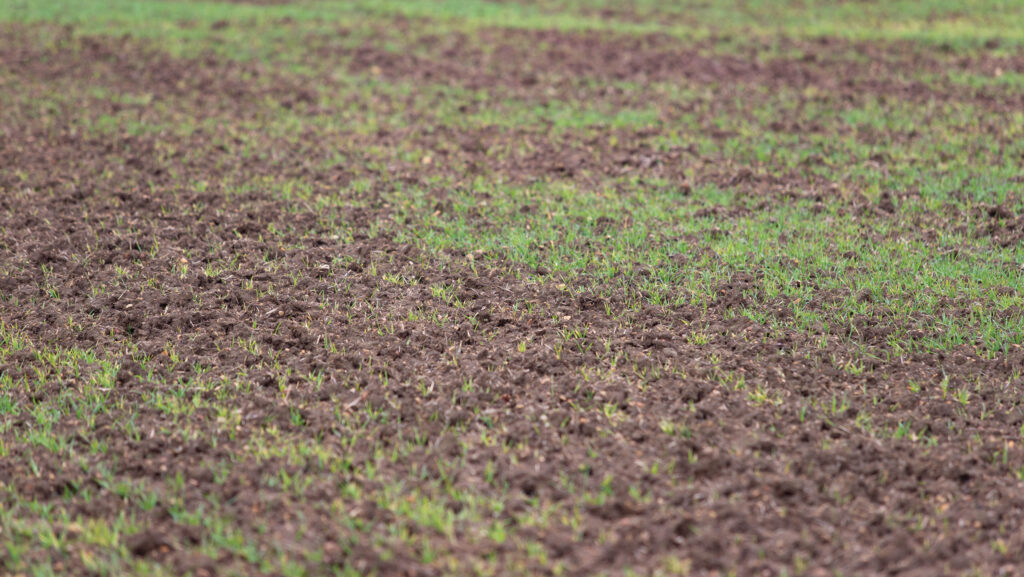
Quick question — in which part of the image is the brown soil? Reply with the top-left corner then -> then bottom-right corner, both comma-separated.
2,20 -> 1024,577
337,27 -> 1024,111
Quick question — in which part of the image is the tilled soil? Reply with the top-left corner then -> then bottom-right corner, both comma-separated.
2,17 -> 1024,577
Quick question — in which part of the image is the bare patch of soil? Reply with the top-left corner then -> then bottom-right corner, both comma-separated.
337,27 -> 1024,110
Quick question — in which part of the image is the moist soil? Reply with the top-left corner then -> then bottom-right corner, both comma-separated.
2,20 -> 1024,577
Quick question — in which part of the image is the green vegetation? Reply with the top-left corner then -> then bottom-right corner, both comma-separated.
5,0 -> 1024,48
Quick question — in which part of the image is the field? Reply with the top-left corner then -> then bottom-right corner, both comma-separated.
2,1 -> 1024,575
